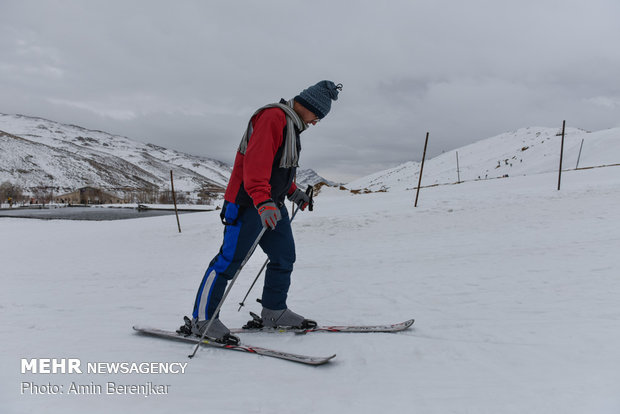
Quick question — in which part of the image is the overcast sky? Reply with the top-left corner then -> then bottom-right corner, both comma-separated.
1,0 -> 619,182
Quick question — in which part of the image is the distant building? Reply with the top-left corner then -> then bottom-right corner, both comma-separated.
55,187 -> 121,204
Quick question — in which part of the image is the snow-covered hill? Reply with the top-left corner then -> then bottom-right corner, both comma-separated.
0,113 -> 332,198
0,113 -> 231,197
295,168 -> 338,187
348,126 -> 620,191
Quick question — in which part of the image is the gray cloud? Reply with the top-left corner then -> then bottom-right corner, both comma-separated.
1,0 -> 619,182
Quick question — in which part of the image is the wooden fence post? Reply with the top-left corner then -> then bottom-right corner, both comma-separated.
414,132 -> 429,207
170,170 -> 181,233
456,151 -> 461,183
558,120 -> 566,191
576,138 -> 584,169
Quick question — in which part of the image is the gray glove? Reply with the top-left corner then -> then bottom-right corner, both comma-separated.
257,200 -> 282,229
287,188 -> 311,210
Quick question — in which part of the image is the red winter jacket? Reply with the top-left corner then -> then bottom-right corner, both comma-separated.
224,107 -> 299,208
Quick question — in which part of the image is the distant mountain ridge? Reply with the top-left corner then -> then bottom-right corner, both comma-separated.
347,126 -> 620,192
295,168 -> 338,188
0,113 -> 331,200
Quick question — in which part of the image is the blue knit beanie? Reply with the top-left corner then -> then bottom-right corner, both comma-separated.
294,80 -> 342,119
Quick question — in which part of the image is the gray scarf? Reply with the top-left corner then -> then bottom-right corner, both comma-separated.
237,99 -> 306,168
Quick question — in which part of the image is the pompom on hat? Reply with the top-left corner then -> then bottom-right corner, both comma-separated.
294,80 -> 343,119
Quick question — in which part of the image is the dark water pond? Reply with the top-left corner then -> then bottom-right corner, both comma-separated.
0,207 -> 204,221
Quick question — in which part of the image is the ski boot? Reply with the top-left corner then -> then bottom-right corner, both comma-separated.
243,309 -> 317,330
177,316 -> 239,345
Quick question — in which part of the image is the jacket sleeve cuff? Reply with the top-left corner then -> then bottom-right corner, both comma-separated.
255,198 -> 275,210
253,195 -> 272,208
287,182 -> 298,196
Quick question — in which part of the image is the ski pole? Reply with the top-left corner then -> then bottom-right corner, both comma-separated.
188,226 -> 267,359
237,207 -> 299,312
237,185 -> 313,312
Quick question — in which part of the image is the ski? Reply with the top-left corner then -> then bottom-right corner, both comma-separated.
132,326 -> 336,366
231,318 -> 415,334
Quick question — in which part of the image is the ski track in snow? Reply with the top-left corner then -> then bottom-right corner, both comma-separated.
2,166 -> 620,413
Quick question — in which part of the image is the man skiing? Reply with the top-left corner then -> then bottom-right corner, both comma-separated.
183,80 -> 342,344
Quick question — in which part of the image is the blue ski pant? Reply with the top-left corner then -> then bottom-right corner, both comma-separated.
192,201 -> 296,321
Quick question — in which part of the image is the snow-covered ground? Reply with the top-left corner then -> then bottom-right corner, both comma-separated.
2,161 -> 619,413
